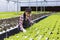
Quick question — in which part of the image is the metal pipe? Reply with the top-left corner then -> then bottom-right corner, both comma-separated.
17,0 -> 18,14
29,0 -> 30,8
44,2 -> 45,12
36,0 -> 38,14
41,2 -> 42,12
6,0 -> 10,38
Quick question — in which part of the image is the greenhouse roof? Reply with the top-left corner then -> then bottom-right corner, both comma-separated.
8,0 -> 60,2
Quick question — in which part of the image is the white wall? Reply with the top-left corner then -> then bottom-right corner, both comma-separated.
0,0 -> 18,12
8,1 -> 17,12
0,0 -> 7,12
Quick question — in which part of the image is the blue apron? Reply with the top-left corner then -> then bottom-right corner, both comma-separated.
23,19 -> 31,28
18,17 -> 31,31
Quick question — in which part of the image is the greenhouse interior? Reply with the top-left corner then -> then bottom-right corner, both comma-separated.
0,0 -> 60,40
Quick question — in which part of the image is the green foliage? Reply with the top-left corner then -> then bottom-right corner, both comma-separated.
0,11 -> 50,19
0,12 -> 22,19
4,13 -> 60,40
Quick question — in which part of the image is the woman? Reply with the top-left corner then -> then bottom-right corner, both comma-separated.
18,8 -> 34,32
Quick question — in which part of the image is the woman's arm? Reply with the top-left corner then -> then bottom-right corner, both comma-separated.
19,15 -> 26,32
19,15 -> 24,30
29,14 -> 34,24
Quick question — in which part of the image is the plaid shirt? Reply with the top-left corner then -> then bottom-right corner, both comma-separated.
19,14 -> 32,28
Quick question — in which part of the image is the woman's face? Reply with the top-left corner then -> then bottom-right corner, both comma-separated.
25,12 -> 30,17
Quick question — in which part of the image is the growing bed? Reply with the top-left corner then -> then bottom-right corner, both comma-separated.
4,13 -> 60,40
0,12 -> 52,40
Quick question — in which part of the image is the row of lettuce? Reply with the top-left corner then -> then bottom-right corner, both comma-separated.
5,13 -> 60,40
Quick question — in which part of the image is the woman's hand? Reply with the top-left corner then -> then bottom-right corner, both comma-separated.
30,21 -> 35,25
22,28 -> 26,32
20,27 -> 26,32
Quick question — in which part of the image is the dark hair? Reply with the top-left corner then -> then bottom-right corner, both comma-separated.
25,8 -> 32,13
23,13 -> 26,21
23,8 -> 32,20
